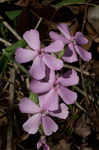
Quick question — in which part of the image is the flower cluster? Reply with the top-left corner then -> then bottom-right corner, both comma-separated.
15,23 -> 92,149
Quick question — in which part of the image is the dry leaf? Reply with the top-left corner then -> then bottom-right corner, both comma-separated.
51,140 -> 71,150
75,114 -> 91,138
94,37 -> 99,43
92,60 -> 99,76
86,23 -> 96,36
70,18 -> 79,35
0,0 -> 10,2
88,6 -> 99,34
86,23 -> 99,44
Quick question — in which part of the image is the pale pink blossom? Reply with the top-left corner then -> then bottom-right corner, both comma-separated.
19,97 -> 69,136
15,29 -> 64,80
30,69 -> 79,109
50,23 -> 92,62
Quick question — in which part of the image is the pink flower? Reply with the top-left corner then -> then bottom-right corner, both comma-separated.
37,137 -> 50,150
49,23 -> 92,62
30,69 -> 79,110
19,98 -> 69,136
15,29 -> 64,80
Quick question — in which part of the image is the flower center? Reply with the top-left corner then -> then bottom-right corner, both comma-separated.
53,82 -> 57,87
38,49 -> 42,55
41,109 -> 49,117
53,80 -> 60,91
71,37 -> 76,45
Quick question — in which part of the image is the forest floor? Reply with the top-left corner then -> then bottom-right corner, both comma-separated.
0,0 -> 99,150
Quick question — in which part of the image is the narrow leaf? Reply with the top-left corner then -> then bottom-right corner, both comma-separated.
5,10 -> 22,20
53,0 -> 86,9
57,49 -> 64,59
0,39 -> 26,78
5,39 -> 26,55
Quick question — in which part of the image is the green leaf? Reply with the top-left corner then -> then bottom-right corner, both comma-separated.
39,124 -> 43,134
4,39 -> 26,59
72,114 -> 79,120
0,22 -> 8,39
57,49 -> 64,59
29,92 -> 39,104
15,63 -> 30,77
5,39 -> 26,54
68,104 -> 72,110
53,0 -> 86,9
5,10 -> 22,20
0,39 -> 26,78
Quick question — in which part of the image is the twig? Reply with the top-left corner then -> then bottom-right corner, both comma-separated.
3,81 -> 11,91
0,16 -> 21,40
73,86 -> 94,102
6,68 -> 15,150
79,6 -> 90,103
81,5 -> 88,33
0,39 -> 12,91
31,9 -> 56,28
64,63 -> 93,76
79,59 -> 89,102
25,78 -> 30,90
35,17 -> 43,30
0,38 -> 11,46
75,101 -> 86,112
17,144 -> 26,150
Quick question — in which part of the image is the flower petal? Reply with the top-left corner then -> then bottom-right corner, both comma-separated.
58,23 -> 71,40
23,114 -> 41,134
19,98 -> 40,114
39,88 -> 59,111
49,31 -> 68,44
29,56 -> 46,80
43,144 -> 50,150
43,54 -> 63,70
49,103 -> 69,119
42,40 -> 64,53
15,48 -> 36,63
49,70 -> 56,85
57,86 -> 77,104
74,32 -> 88,45
57,70 -> 79,86
42,116 -> 58,136
75,45 -> 92,62
23,29 -> 40,50
30,80 -> 51,94
30,70 -> 55,94
37,138 -> 50,150
63,43 -> 78,63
